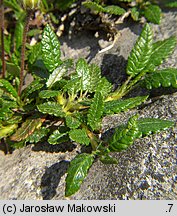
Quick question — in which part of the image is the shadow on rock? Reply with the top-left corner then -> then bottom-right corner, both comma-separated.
101,54 -> 128,86
32,142 -> 76,153
41,160 -> 70,200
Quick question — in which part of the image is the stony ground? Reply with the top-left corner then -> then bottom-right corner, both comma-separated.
0,11 -> 177,200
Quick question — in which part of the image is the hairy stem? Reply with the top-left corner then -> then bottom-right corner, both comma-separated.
0,0 -> 6,78
18,10 -> 33,96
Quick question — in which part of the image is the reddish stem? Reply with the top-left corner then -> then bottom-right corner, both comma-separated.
18,10 -> 33,96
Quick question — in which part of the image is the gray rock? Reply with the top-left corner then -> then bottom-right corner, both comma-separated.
0,11 -> 177,200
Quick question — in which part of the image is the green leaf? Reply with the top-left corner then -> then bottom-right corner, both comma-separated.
109,115 -> 141,152
14,21 -> 24,50
137,118 -> 174,136
0,98 -> 18,109
56,0 -> 77,10
83,2 -> 125,15
27,29 -> 41,37
87,92 -> 104,131
126,24 -> 153,77
145,37 -> 177,71
143,68 -> 177,89
99,155 -> 118,164
103,5 -> 126,15
26,127 -> 50,143
82,1 -> 104,13
96,77 -> 112,98
28,43 -> 41,65
65,115 -> 81,129
0,108 -> 13,121
6,62 -> 20,77
65,153 -> 94,197
4,34 -> 11,55
37,102 -> 65,117
0,79 -> 18,99
10,118 -> 44,142
0,124 -> 18,139
65,62 -> 104,94
166,1 -> 177,8
87,64 -> 101,93
63,77 -> 81,94
48,129 -> 69,145
4,0 -> 22,13
144,5 -> 161,24
21,79 -> 44,99
76,58 -> 90,91
131,7 -> 139,21
39,90 -> 59,98
104,96 -> 148,114
41,24 -> 61,72
7,139 -> 25,149
4,115 -> 22,125
69,129 -> 90,145
46,63 -> 69,88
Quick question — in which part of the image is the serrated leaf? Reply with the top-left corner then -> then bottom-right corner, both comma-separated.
87,92 -> 104,131
65,115 -> 81,129
126,24 -> 153,77
26,127 -> 50,143
99,155 -> 118,164
0,98 -> 18,109
82,1 -> 104,13
0,124 -> 18,139
69,129 -> 90,145
48,129 -> 68,145
39,90 -> 59,98
144,5 -> 161,24
137,118 -> 174,135
37,102 -> 65,117
63,77 -> 81,94
41,24 -> 61,72
21,79 -> 44,99
83,1 -> 125,15
65,153 -> 94,197
10,118 -> 44,142
96,77 -> 112,98
143,68 -> 177,89
109,115 -> 141,152
145,37 -> 177,71
76,58 -> 90,91
103,5 -> 126,15
0,79 -> 18,99
87,64 -> 101,93
104,96 -> 148,114
46,64 -> 68,88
